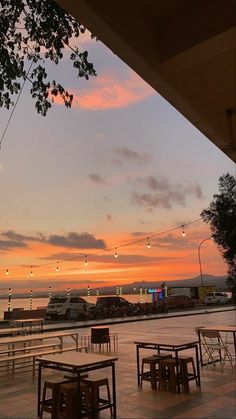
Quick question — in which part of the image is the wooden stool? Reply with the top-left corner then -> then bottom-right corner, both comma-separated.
40,378 -> 70,419
141,354 -> 172,389
57,382 -> 90,419
81,377 -> 112,417
159,358 -> 179,393
178,355 -> 198,391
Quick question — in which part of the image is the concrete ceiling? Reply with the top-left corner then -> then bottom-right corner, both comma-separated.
55,0 -> 236,162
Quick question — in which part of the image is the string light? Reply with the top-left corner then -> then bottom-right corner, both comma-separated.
1,218 -> 201,276
30,266 -> 33,277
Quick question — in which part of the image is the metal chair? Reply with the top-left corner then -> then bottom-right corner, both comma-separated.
199,329 -> 233,369
90,327 -> 111,352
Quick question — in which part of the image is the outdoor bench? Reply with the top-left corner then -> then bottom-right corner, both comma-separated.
0,342 -> 61,356
0,344 -> 87,376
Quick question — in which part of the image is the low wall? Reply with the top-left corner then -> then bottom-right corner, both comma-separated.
3,308 -> 46,320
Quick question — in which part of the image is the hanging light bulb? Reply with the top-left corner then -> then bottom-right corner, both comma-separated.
147,237 -> 151,248
6,269 -> 9,275
114,248 -> 118,258
56,261 -> 59,272
84,255 -> 88,266
181,225 -> 186,237
30,266 -> 33,277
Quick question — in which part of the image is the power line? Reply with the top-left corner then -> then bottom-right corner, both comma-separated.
0,61 -> 33,150
1,218 -> 202,275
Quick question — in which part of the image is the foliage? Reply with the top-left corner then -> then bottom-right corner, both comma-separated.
201,173 -> 236,299
0,0 -> 96,116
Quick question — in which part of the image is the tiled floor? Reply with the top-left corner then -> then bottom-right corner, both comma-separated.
0,310 -> 235,418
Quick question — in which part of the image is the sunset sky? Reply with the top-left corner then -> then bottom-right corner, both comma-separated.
0,31 -> 234,293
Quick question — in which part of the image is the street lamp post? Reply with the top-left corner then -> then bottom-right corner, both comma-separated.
198,237 -> 212,301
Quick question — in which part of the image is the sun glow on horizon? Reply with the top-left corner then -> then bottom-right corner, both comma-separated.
0,222 -> 227,292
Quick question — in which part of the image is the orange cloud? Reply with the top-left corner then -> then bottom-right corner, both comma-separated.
52,72 -> 155,110
0,227 -> 227,290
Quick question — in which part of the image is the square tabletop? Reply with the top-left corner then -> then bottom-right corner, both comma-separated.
37,352 -> 118,368
134,337 -> 199,348
199,325 -> 236,332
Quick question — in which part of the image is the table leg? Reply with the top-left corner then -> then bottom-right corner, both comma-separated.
76,333 -> 78,351
198,329 -> 203,365
76,372 -> 82,419
232,332 -> 236,361
175,350 -> 181,394
59,337 -> 63,352
112,362 -> 117,419
37,363 -> 41,417
195,343 -> 201,386
136,345 -> 140,386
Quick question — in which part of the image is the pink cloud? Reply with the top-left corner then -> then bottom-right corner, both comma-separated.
53,72 -> 155,110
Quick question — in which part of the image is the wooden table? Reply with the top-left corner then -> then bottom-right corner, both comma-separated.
37,352 -> 118,418
0,327 -> 23,337
134,337 -> 201,393
0,330 -> 79,351
198,325 -> 236,364
13,318 -> 44,333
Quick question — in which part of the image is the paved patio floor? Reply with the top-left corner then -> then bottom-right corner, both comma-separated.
0,310 -> 235,418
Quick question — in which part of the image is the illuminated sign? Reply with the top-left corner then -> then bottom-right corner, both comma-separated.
148,288 -> 162,293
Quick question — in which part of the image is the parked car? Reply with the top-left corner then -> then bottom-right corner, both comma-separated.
96,296 -> 132,309
46,296 -> 95,320
166,295 -> 196,309
204,292 -> 230,305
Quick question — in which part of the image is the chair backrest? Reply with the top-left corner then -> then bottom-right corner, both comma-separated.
201,330 -> 220,339
200,330 -> 227,350
91,327 -> 110,344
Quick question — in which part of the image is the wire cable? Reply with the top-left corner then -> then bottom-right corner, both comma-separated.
1,218 -> 202,274
0,61 -> 33,150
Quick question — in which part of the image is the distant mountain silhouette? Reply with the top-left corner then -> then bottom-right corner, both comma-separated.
62,274 -> 228,296
0,274 -> 228,298
128,274 -> 227,289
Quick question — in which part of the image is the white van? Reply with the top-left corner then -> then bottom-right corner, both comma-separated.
46,296 -> 95,320
204,292 -> 230,305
